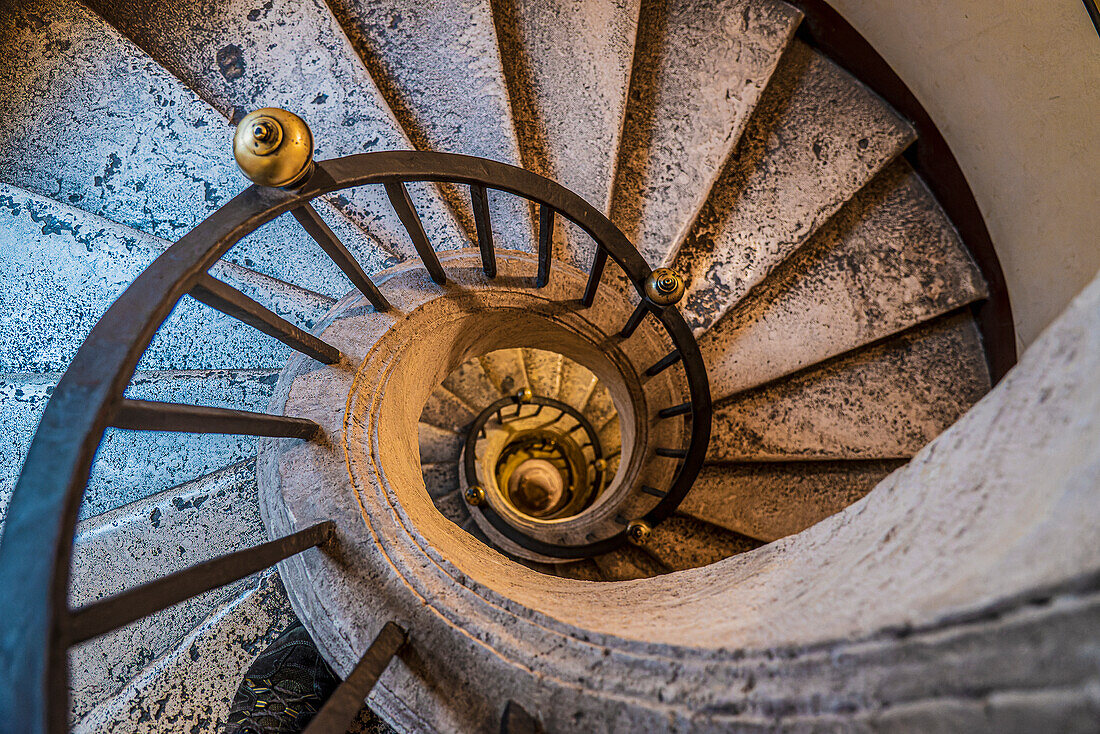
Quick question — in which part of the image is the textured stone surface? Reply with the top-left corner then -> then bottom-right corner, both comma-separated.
441,355 -> 501,409
420,385 -> 476,433
521,347 -> 562,398
556,355 -> 597,409
84,0 -> 467,262
0,183 -> 332,373
679,460 -> 904,541
611,0 -> 801,268
700,160 -> 988,398
0,0 -> 387,297
708,315 -> 990,461
494,0 -> 641,267
421,461 -> 461,500
673,40 -> 917,334
417,422 -> 465,464
68,460 -> 264,721
73,571 -> 297,733
326,0 -> 533,252
479,348 -> 529,396
0,374 -> 56,526
582,381 -> 617,434
643,514 -> 763,571
592,543 -> 669,581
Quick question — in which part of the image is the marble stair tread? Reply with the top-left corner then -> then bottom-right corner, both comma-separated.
552,559 -> 605,582
522,348 -> 563,398
0,183 -> 335,373
611,0 -> 802,269
597,415 -> 623,475
591,543 -> 669,582
493,0 -> 641,269
708,314 -> 991,462
442,356 -> 502,410
83,0 -> 468,264
557,357 -> 598,411
68,460 -> 265,722
672,39 -> 917,335
84,369 -> 280,518
0,0 -> 380,298
421,385 -> 478,433
0,374 -> 61,528
433,487 -> 471,527
479,348 -> 530,397
418,422 -> 465,464
679,460 -> 905,542
73,570 -> 297,733
643,514 -> 764,572
582,382 -> 617,437
422,461 -> 462,500
699,159 -> 988,398
327,0 -> 533,254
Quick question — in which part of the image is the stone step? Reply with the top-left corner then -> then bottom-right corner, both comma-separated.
0,370 -> 280,523
673,40 -> 917,335
643,514 -> 763,572
421,385 -> 478,433
422,461 -> 462,500
678,459 -> 906,542
326,0 -> 534,255
551,559 -> 605,582
699,159 -> 988,399
0,183 -> 335,374
522,348 -> 563,399
68,460 -> 266,722
418,422 -> 465,464
493,0 -> 641,269
707,314 -> 991,462
557,357 -> 597,412
442,355 -> 501,410
82,0 -> 468,265
611,0 -> 802,269
479,348 -> 529,396
433,487 -> 470,527
73,570 -> 296,733
582,381 -> 617,437
598,415 -> 623,476
0,0 -> 387,298
592,543 -> 669,581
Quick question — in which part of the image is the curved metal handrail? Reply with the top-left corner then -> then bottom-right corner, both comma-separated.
0,150 -> 710,732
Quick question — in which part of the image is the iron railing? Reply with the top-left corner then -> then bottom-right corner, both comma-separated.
0,149 -> 710,732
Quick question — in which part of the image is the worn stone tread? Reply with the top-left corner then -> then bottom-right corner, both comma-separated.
433,487 -> 470,527
493,0 -> 641,269
327,0 -> 533,253
0,183 -> 334,374
708,314 -> 991,461
82,0 -> 467,263
442,356 -> 502,410
673,40 -> 918,335
479,348 -> 530,396
592,543 -> 670,581
418,422 -> 465,464
556,356 -> 597,411
552,559 -> 605,582
699,160 -> 988,398
643,514 -> 763,571
582,381 -> 617,437
522,348 -> 562,398
422,461 -> 461,500
69,460 -> 264,721
611,0 -> 802,269
0,0 -> 388,297
421,385 -> 478,433
679,460 -> 905,542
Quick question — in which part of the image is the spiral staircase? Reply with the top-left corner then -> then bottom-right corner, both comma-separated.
1,0 -> 1097,731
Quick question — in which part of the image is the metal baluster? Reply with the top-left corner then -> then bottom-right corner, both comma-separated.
645,349 -> 682,377
620,300 -> 649,338
111,399 -> 320,439
67,521 -> 335,644
292,203 -> 390,311
656,447 -> 688,459
536,204 -> 553,287
189,273 -> 342,364
303,622 -> 407,734
657,402 -> 692,419
470,184 -> 497,278
581,246 -> 607,307
384,181 -> 447,285
640,485 -> 668,498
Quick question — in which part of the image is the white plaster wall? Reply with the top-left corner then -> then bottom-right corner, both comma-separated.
829,0 -> 1099,349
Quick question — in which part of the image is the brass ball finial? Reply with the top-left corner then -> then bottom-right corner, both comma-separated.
516,387 -> 533,403
464,485 -> 486,506
233,108 -> 315,188
593,458 -> 608,472
644,268 -> 686,306
626,520 -> 652,545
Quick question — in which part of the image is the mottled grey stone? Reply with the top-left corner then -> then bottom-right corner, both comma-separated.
420,385 -> 477,432
0,183 -> 332,373
421,461 -> 461,500
582,381 -> 617,435
673,40 -> 917,335
479,348 -> 529,396
417,422 -> 464,464
68,460 -> 265,722
0,374 -> 55,526
611,0 -> 802,268
85,0 -> 468,261
441,355 -> 501,408
592,543 -> 669,581
521,348 -> 562,398
557,355 -> 597,410
699,160 -> 988,397
495,0 -> 641,268
708,314 -> 990,461
679,460 -> 904,542
643,514 -> 763,571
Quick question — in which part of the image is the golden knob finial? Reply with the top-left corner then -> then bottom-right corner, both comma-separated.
626,520 -> 652,545
464,485 -> 486,506
233,108 -> 314,188
516,387 -> 533,403
644,268 -> 686,306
